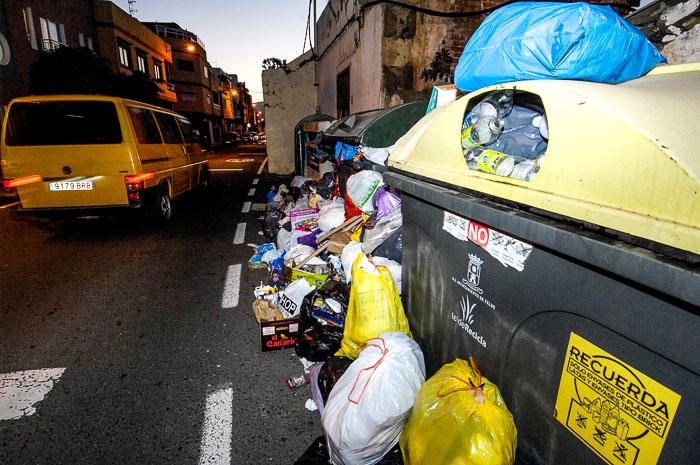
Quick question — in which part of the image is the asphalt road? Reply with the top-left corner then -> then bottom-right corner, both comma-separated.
0,144 -> 321,464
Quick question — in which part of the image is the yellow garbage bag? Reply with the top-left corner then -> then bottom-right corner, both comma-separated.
401,357 -> 517,465
337,254 -> 411,359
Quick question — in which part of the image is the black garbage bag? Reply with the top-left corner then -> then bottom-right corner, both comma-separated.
372,227 -> 403,264
262,206 -> 285,239
294,326 -> 344,362
293,436 -> 330,465
300,280 -> 349,329
293,434 -> 404,464
315,172 -> 337,200
317,355 -> 354,404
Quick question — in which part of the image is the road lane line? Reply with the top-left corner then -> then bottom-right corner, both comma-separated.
252,178 -> 259,185
0,201 -> 20,210
241,201 -> 251,213
209,169 -> 243,172
198,385 -> 233,465
233,223 -> 246,245
247,188 -> 255,197
256,157 -> 268,175
0,368 -> 66,420
221,264 -> 241,309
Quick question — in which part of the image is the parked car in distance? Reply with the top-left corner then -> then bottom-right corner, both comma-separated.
222,132 -> 239,146
0,95 -> 209,223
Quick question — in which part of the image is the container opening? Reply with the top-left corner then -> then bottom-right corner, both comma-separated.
461,90 -> 548,182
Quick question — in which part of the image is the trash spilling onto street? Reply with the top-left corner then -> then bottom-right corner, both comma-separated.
246,131 -> 518,464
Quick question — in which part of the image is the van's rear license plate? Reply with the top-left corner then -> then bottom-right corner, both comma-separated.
49,181 -> 93,191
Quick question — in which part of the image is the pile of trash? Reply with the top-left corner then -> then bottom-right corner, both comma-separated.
247,147 -> 517,464
461,89 -> 548,181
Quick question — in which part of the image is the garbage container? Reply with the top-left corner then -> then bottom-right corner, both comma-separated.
385,63 -> 699,465
294,113 -> 335,177
316,100 -> 427,199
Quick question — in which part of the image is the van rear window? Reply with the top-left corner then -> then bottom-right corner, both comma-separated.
5,101 -> 122,146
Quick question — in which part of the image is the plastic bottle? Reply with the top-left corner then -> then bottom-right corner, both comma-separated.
468,148 -> 516,177
463,90 -> 514,128
285,373 -> 311,389
461,116 -> 504,150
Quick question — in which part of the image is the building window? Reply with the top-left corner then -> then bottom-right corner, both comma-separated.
22,7 -> 38,50
78,33 -> 85,47
153,60 -> 162,80
118,41 -> 131,68
136,51 -> 147,74
177,59 -> 194,72
39,17 -> 66,51
203,66 -> 208,79
0,33 -> 11,65
87,37 -> 93,51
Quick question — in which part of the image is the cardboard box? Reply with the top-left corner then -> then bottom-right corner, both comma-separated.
258,318 -> 300,351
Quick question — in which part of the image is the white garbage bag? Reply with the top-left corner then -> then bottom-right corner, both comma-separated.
278,279 -> 315,318
346,170 -> 383,214
340,241 -> 364,284
322,332 -> 425,465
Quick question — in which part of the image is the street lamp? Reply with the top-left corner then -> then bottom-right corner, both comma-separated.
185,44 -> 195,52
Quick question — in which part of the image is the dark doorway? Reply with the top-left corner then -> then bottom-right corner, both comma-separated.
336,67 -> 350,118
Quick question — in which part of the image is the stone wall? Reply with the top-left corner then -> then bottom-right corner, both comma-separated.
262,51 -> 317,175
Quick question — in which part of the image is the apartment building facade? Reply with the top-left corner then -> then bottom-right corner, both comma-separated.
144,22 -> 218,145
94,1 -> 176,106
0,0 -> 97,111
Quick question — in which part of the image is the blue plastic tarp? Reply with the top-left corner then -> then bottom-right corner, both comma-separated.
454,2 -> 667,92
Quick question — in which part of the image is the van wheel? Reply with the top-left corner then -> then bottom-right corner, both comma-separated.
154,187 -> 172,222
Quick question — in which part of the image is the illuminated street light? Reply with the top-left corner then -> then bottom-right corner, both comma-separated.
185,44 -> 195,52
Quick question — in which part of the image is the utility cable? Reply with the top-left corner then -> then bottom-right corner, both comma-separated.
314,0 -> 635,60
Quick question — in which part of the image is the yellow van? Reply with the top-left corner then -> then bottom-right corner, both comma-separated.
0,95 -> 209,222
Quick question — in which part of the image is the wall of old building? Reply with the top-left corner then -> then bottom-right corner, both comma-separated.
262,50 -> 318,174
317,0 -> 384,116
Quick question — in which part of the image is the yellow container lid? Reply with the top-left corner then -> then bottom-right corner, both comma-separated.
389,63 -> 700,255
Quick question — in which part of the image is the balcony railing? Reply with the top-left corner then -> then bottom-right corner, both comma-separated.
41,38 -> 67,52
152,24 -> 205,49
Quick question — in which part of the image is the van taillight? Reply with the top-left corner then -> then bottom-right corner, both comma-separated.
124,173 -> 154,191
3,175 -> 43,188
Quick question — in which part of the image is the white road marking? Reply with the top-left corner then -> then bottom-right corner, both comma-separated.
233,223 -> 246,245
241,201 -> 251,213
252,178 -> 259,185
247,188 -> 255,197
0,368 -> 66,420
0,201 -> 20,210
225,158 -> 254,163
198,385 -> 233,465
221,264 -> 241,309
256,157 -> 268,175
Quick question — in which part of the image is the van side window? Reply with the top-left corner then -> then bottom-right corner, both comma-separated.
176,118 -> 196,144
154,112 -> 183,144
128,107 -> 162,144
5,101 -> 122,146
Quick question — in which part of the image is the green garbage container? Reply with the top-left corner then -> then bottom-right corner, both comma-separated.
386,64 -> 699,465
320,100 -> 428,154
317,100 -> 427,197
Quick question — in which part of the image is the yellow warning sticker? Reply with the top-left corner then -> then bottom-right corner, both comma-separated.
554,333 -> 681,465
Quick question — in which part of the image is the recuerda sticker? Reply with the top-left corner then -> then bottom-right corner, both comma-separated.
554,332 -> 681,465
